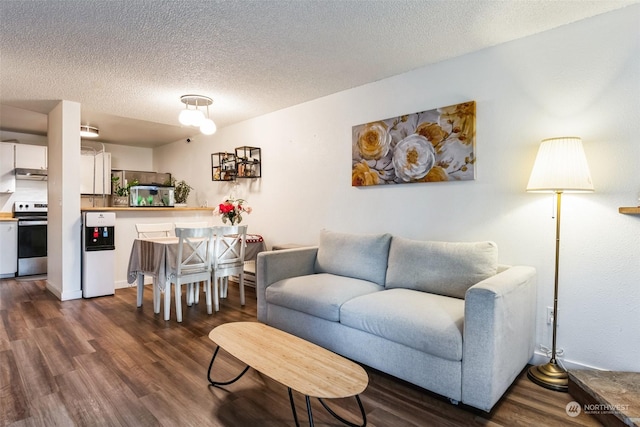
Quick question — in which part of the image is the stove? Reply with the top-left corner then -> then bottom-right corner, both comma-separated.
13,201 -> 48,276
13,201 -> 47,217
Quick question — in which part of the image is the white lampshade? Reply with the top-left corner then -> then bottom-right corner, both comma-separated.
200,118 -> 217,135
526,137 -> 594,193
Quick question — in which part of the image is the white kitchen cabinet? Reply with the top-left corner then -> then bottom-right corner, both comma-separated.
0,222 -> 17,278
0,142 -> 16,193
80,151 -> 111,194
15,143 -> 47,170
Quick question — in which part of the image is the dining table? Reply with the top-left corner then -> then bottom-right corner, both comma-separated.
127,234 -> 266,310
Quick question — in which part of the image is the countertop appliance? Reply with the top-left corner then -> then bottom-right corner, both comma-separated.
13,201 -> 48,276
82,212 -> 116,298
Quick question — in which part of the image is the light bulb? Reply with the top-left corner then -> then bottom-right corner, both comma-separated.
200,118 -> 217,135
179,109 -> 193,126
190,109 -> 205,127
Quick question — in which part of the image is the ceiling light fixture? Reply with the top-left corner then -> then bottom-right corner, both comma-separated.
179,94 -> 217,135
80,125 -> 99,138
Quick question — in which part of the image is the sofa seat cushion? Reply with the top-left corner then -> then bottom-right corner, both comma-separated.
266,273 -> 383,322
386,237 -> 498,299
340,288 -> 465,361
314,229 -> 392,286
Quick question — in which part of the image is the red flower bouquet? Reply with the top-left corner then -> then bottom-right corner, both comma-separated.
216,198 -> 251,225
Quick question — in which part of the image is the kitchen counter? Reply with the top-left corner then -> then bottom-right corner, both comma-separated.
0,212 -> 17,221
81,207 -> 216,212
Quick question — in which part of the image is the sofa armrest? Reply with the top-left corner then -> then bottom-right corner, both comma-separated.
256,246 -> 318,322
462,265 -> 537,411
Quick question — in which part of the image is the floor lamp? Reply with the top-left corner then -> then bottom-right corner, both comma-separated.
526,136 -> 594,392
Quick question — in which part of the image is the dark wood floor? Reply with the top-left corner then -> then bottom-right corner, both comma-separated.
0,277 -> 601,427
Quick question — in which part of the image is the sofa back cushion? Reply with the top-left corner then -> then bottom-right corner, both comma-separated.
315,230 -> 392,286
385,237 -> 498,299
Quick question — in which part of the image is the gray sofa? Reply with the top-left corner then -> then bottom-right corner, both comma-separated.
256,230 -> 537,411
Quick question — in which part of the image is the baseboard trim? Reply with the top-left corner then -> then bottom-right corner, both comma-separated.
530,350 -> 605,371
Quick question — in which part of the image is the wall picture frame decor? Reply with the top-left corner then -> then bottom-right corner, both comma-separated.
352,101 -> 476,186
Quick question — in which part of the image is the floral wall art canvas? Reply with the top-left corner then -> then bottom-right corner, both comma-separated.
352,101 -> 476,186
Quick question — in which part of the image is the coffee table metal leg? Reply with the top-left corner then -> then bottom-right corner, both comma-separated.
288,388 -> 315,427
318,395 -> 367,427
288,389 -> 365,427
207,345 -> 250,386
306,395 -> 314,427
288,388 -> 300,426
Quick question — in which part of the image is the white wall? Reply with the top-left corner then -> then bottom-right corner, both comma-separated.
155,7 -> 640,372
103,142 -> 154,171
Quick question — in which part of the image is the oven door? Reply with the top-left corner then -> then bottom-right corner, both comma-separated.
17,220 -> 47,258
17,219 -> 47,276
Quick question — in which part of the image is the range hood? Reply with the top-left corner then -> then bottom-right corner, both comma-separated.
15,168 -> 48,181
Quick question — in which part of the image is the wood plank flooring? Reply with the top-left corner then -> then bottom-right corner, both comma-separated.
0,277 -> 601,426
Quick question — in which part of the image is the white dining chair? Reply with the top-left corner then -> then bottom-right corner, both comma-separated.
166,227 -> 215,322
135,222 -> 174,238
174,221 -> 209,230
207,225 -> 248,312
174,221 -> 210,305
135,222 -> 175,312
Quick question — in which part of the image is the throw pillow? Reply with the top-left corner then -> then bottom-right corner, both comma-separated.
385,236 -> 498,298
314,229 -> 392,286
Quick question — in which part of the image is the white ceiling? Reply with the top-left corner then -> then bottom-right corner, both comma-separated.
0,0 -> 636,148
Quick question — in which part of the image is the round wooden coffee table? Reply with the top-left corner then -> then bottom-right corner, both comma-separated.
207,321 -> 368,427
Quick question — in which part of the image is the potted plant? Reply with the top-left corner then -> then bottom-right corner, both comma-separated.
111,176 -> 138,206
165,177 -> 192,206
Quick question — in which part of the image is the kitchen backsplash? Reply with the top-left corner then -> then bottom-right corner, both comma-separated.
0,180 -> 48,212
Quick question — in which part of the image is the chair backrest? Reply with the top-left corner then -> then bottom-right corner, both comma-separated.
212,225 -> 248,275
174,227 -> 216,276
174,221 -> 209,229
136,222 -> 174,238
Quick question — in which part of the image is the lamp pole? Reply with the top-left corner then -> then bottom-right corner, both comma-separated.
527,190 -> 569,392
551,191 -> 562,365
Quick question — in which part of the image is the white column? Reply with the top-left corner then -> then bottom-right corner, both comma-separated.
47,101 -> 82,300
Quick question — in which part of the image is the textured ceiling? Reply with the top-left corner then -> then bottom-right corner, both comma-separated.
0,0 -> 636,147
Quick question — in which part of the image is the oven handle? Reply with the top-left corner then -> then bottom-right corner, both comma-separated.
18,220 -> 48,226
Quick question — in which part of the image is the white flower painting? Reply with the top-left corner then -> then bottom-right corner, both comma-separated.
352,101 -> 476,186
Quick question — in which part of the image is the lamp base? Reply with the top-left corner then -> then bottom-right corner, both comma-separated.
527,361 -> 568,392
